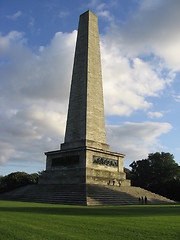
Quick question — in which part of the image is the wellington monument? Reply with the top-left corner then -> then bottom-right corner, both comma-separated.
0,10 -> 175,205
39,10 -> 130,187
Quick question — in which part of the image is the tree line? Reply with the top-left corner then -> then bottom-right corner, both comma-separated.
0,171 -> 42,193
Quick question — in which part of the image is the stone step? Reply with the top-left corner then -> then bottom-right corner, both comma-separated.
0,184 -> 175,205
0,184 -> 86,205
86,185 -> 175,205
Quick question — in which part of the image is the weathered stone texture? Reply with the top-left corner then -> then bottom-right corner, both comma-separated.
64,10 -> 107,149
42,10 -> 129,187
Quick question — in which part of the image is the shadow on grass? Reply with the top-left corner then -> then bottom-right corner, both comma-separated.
0,204 -> 179,217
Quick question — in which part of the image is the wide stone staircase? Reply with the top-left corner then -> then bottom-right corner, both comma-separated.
0,184 -> 86,205
86,185 -> 175,205
0,184 -> 175,205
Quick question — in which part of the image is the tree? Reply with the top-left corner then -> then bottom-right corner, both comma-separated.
148,152 -> 179,184
0,176 -> 3,184
129,152 -> 180,201
124,167 -> 132,180
129,159 -> 152,188
0,172 -> 40,193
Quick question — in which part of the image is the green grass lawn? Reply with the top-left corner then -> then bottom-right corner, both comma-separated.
0,201 -> 179,240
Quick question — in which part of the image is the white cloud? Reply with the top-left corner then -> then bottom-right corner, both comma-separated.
16,107 -> 66,136
101,38 -> 167,116
0,30 -> 77,165
59,11 -> 69,18
107,122 -> 172,165
0,31 -> 77,105
29,17 -> 35,28
174,95 -> 180,102
97,10 -> 114,22
0,106 -> 66,165
86,0 -> 115,22
0,142 -> 15,165
110,0 -> 180,71
96,3 -> 114,22
7,11 -> 22,21
139,0 -> 164,11
147,111 -> 163,118
0,31 -> 25,52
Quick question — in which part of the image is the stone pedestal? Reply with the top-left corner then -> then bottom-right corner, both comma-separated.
39,146 -> 130,186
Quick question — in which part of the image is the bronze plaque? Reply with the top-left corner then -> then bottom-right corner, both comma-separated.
93,156 -> 118,167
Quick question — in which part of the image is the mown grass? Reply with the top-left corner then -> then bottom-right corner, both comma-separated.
0,201 -> 179,240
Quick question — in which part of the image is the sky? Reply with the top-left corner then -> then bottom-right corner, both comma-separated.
0,0 -> 180,176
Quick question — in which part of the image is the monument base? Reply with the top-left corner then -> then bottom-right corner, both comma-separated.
39,146 -> 130,187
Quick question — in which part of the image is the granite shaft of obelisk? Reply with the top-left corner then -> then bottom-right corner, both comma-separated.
63,11 -> 108,150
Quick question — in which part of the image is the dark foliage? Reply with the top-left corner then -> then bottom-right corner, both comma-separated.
0,171 -> 40,193
124,167 -> 132,180
129,152 -> 180,201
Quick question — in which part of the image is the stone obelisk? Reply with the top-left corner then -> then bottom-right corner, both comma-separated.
61,10 -> 109,151
3,10 -> 175,207
40,10 -> 130,187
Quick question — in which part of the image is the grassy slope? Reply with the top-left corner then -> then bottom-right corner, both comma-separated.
0,201 -> 179,240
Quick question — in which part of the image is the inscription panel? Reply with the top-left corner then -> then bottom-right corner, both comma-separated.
93,156 -> 118,167
51,155 -> 79,167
